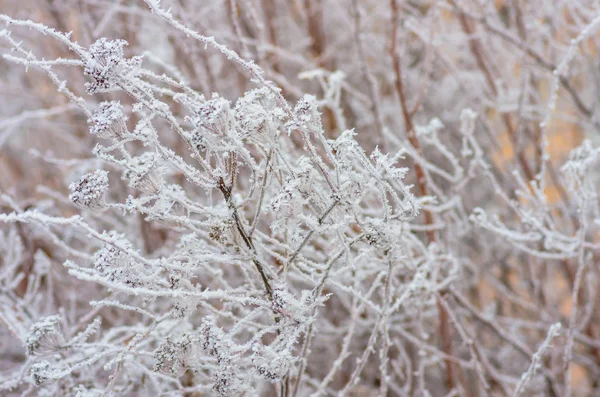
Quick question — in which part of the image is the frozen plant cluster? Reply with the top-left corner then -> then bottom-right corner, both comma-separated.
1,1 -> 600,396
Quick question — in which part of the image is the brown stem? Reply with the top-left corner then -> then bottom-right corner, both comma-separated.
454,6 -> 591,118
303,0 -> 338,135
452,3 -> 534,181
351,0 -> 385,135
218,177 -> 273,298
389,0 -> 458,392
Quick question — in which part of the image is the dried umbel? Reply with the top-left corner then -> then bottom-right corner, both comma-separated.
92,235 -> 144,287
122,152 -> 163,194
25,315 -> 65,356
68,170 -> 109,212
234,87 -> 283,141
84,38 -> 142,94
187,94 -> 234,153
90,101 -> 127,139
190,94 -> 233,136
270,284 -> 311,322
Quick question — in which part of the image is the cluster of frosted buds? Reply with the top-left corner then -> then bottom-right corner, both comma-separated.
90,101 -> 127,139
170,277 -> 199,318
270,285 -> 308,322
251,287 -> 309,383
272,286 -> 326,329
268,158 -> 314,238
213,363 -> 244,397
30,361 -> 51,386
25,315 -> 65,356
68,170 -> 109,212
269,157 -> 314,211
171,297 -> 199,319
84,38 -> 142,94
122,152 -> 163,194
199,317 -> 231,364
270,174 -> 308,214
154,334 -> 194,377
199,317 -> 245,396
93,245 -> 124,281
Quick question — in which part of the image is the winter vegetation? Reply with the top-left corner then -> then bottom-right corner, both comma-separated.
1,0 -> 600,396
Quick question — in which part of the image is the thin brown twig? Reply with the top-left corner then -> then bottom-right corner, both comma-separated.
389,0 -> 459,393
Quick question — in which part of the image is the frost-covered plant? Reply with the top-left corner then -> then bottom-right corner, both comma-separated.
84,38 -> 142,94
2,1 -> 600,396
90,101 -> 127,139
68,170 -> 109,212
25,315 -> 65,356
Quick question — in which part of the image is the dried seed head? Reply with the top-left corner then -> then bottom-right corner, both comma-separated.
190,94 -> 233,136
90,101 -> 127,139
123,152 -> 163,194
84,38 -> 141,94
92,235 -> 143,287
235,87 -> 280,140
68,170 -> 109,212
25,315 -> 65,356
208,218 -> 233,244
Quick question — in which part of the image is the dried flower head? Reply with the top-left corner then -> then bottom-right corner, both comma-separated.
190,94 -> 233,136
25,315 -> 65,356
198,317 -> 248,396
234,87 -> 282,140
68,170 -> 109,212
92,235 -> 143,287
84,38 -> 142,94
122,152 -> 163,194
90,101 -> 127,139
